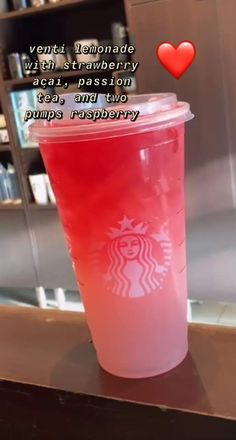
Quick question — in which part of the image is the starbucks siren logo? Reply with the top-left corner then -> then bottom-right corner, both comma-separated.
91,216 -> 172,298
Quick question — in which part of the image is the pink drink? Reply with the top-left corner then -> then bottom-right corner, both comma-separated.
31,93 -> 193,378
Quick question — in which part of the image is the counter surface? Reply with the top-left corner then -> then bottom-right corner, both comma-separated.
0,305 -> 235,421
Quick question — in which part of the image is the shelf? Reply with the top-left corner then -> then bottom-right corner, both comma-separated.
4,68 -> 111,90
0,202 -> 23,210
20,147 -> 39,153
29,203 -> 57,210
0,143 -> 10,152
0,0 -> 98,21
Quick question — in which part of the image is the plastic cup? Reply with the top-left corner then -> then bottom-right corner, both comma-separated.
30,93 -> 193,378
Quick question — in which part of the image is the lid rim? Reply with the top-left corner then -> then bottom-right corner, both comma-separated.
29,93 -> 193,142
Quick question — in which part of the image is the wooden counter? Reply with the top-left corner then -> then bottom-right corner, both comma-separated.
0,306 -> 235,439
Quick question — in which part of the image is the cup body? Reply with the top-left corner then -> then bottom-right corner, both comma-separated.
39,119 -> 188,377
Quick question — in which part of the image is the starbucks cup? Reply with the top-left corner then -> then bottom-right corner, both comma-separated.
30,93 -> 193,378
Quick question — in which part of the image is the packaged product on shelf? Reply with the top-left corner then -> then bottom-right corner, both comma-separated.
111,22 -> 129,62
45,174 -> 56,204
8,53 -> 24,79
7,163 -> 22,203
10,88 -> 43,148
10,88 -> 38,148
0,164 -> 12,203
12,0 -> 30,10
29,173 -> 48,205
0,114 -> 6,128
20,53 -> 38,77
0,1 -> 8,13
30,0 -> 46,6
0,128 -> 9,143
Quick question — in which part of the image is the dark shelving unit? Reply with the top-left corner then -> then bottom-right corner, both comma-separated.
0,0 -> 98,20
0,0 -> 127,289
28,203 -> 57,210
20,147 -> 39,153
0,202 -> 23,210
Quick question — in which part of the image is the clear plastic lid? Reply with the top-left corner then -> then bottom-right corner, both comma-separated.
29,93 -> 194,143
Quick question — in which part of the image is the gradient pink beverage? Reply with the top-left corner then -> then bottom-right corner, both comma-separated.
32,93 -> 193,378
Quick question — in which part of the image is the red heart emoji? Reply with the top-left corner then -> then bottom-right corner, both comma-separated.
156,41 -> 196,79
